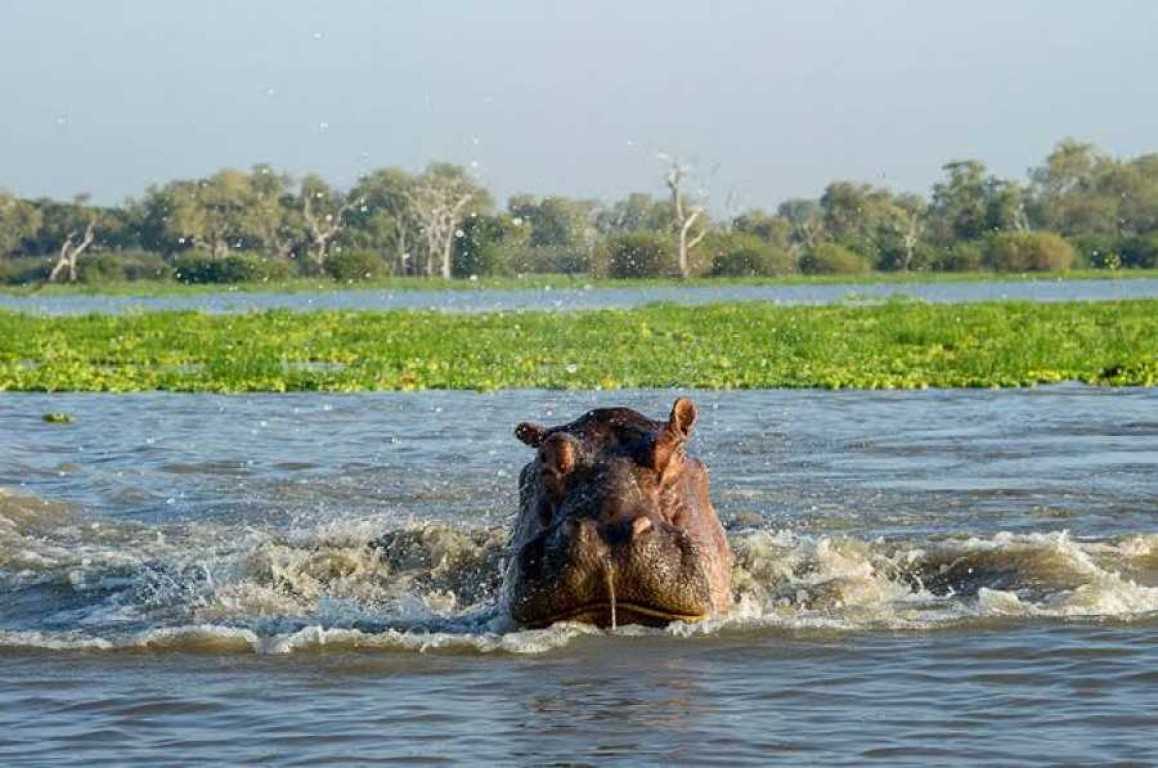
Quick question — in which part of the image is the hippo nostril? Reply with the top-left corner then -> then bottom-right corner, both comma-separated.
631,516 -> 653,538
567,518 -> 600,549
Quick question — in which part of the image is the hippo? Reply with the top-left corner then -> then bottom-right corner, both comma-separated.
503,398 -> 733,628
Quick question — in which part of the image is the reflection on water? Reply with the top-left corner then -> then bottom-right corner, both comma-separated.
1,386 -> 1156,765
2,276 -> 1157,315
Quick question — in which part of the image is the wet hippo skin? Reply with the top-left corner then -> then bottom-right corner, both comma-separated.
504,398 -> 733,628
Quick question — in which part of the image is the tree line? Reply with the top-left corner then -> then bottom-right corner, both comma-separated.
0,139 -> 1155,285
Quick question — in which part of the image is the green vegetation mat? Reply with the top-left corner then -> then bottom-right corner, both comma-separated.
1,300 -> 1154,392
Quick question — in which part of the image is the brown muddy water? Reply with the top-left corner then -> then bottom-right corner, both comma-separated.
1,387 -> 1156,766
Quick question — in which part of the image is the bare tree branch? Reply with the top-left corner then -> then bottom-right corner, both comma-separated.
48,219 -> 95,283
303,192 -> 355,268
408,178 -> 476,279
666,160 -> 708,278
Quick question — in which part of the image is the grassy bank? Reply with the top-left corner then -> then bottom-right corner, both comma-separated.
1,300 -> 1154,392
2,269 -> 1157,298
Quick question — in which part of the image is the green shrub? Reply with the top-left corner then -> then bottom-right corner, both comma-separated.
324,249 -> 389,281
875,242 -> 939,272
799,243 -> 871,274
700,232 -> 792,277
593,233 -> 674,278
1119,234 -> 1158,269
932,241 -> 986,272
78,251 -> 172,283
454,243 -> 590,277
1067,234 -> 1119,269
0,257 -> 51,285
985,231 -> 1076,272
173,252 -> 293,284
454,241 -> 515,277
517,245 -> 591,275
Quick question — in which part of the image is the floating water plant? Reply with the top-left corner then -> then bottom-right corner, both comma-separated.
0,299 -> 1154,392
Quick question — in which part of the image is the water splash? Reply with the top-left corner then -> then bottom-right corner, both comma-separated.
604,557 -> 618,630
3,489 -> 1158,655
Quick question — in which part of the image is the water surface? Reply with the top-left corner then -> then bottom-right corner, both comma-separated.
2,276 -> 1156,315
1,387 -> 1156,765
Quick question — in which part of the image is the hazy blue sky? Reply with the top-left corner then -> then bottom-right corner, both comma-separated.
2,1 -> 1156,212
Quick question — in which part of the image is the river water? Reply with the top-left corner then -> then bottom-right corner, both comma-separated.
1,387 -> 1156,764
2,276 -> 1157,315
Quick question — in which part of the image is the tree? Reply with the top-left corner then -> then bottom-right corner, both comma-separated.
246,164 -> 303,261
42,195 -> 99,282
930,160 -> 1028,244
299,174 -> 355,270
777,198 -> 824,256
595,193 -> 670,235
347,167 -> 417,275
1031,140 -> 1158,238
818,183 -> 932,271
452,212 -> 530,276
888,193 -> 929,272
664,160 -> 709,278
0,193 -> 42,257
732,209 -> 793,250
1029,139 -> 1105,233
161,170 -> 253,258
407,163 -> 490,279
929,160 -> 990,242
508,195 -> 598,248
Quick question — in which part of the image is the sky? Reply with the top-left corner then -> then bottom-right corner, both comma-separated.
2,0 -> 1157,213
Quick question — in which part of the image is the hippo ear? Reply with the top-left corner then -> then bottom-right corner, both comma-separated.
652,397 -> 697,474
540,432 -> 578,477
539,432 -> 578,498
515,422 -> 546,447
668,397 -> 697,439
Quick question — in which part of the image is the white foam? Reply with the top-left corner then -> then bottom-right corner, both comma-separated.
5,483 -> 1158,653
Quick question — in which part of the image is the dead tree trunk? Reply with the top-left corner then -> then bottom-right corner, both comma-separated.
411,188 -> 473,279
899,212 -> 922,272
303,194 -> 353,270
394,220 -> 411,276
666,162 -> 706,278
48,220 -> 96,283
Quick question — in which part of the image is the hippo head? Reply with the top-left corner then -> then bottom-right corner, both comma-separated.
503,398 -> 733,628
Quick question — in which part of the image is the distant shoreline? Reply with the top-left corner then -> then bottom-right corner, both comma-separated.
2,268 -> 1157,299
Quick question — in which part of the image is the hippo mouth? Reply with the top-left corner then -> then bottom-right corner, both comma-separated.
540,601 -> 709,628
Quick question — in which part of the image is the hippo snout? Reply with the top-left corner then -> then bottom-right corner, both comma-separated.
509,514 -> 717,628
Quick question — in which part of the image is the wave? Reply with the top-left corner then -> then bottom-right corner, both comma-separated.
2,489 -> 1157,655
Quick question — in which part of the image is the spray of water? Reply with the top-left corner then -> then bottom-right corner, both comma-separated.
604,558 -> 617,630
